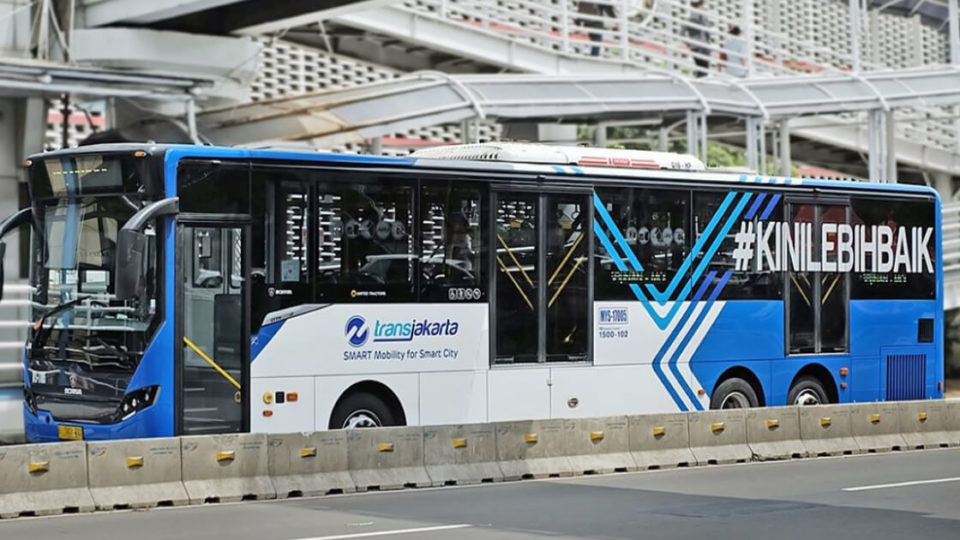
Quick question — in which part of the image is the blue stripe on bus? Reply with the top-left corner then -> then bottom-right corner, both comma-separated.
668,270 -> 733,411
760,193 -> 782,220
593,193 -> 645,272
744,193 -> 767,220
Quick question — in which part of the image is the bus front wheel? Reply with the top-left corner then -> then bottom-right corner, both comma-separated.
330,392 -> 397,429
710,378 -> 760,409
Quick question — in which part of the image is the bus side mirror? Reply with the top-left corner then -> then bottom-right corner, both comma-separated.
115,229 -> 146,301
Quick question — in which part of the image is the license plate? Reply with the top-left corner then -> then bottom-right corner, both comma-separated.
58,425 -> 83,440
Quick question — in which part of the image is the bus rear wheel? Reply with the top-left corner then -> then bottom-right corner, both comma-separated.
787,376 -> 829,406
330,392 -> 397,429
710,378 -> 760,409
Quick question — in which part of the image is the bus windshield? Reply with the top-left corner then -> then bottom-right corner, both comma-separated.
26,155 -> 159,423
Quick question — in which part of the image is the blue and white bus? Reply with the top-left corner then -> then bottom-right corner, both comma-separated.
0,142 -> 942,442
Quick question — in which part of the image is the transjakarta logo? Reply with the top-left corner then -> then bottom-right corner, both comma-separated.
733,222 -> 935,274
345,316 -> 369,347
345,315 -> 459,346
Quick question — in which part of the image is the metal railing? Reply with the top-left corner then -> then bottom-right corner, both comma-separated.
396,0 -> 960,156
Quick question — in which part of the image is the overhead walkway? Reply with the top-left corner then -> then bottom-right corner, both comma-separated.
322,0 -> 960,182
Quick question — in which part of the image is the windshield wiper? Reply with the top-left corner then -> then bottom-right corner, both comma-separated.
31,294 -> 92,349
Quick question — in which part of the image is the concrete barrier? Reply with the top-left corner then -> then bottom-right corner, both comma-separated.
87,438 -> 187,509
180,433 -> 275,504
849,402 -> 906,452
897,401 -> 952,449
347,426 -> 430,491
423,424 -> 503,486
627,413 -> 696,470
746,407 -> 807,460
562,417 -> 636,475
268,431 -> 355,498
687,409 -> 751,465
0,441 -> 94,518
945,400 -> 960,446
494,419 -> 573,480
798,405 -> 860,456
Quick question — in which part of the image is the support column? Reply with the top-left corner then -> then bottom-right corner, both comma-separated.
848,0 -> 861,71
742,0 -> 755,77
368,136 -> 383,156
745,116 -> 765,172
931,172 -> 955,200
867,109 -> 886,182
594,123 -> 608,147
779,118 -> 791,177
186,98 -> 198,144
950,0 -> 959,66
657,126 -> 669,152
685,110 -> 707,163
884,109 -> 896,183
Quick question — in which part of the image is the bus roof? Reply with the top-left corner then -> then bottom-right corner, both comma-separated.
28,143 -> 939,199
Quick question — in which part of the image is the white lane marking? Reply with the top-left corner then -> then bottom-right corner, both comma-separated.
842,477 -> 960,492
294,524 -> 472,540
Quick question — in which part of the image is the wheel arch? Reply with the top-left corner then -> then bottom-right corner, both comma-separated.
329,380 -> 407,429
712,366 -> 766,407
789,363 -> 839,404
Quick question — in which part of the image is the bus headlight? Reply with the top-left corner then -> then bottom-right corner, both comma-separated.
116,386 -> 159,420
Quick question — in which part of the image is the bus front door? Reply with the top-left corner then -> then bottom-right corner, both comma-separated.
177,222 -> 250,435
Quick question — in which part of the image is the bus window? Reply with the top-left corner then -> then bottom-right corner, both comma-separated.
316,177 -> 415,302
594,187 -> 690,301
420,182 -> 485,302
494,192 -> 539,364
178,160 -> 250,214
545,193 -> 589,362
850,197 -> 936,300
693,191 -> 782,300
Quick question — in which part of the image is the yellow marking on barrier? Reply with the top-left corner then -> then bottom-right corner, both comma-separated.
548,256 -> 585,308
28,461 -> 49,474
300,447 -> 317,458
652,426 -> 666,437
918,412 -> 928,422
820,417 -> 832,427
126,456 -> 144,469
453,438 -> 468,449
183,336 -> 241,390
869,413 -> 881,424
766,419 -> 780,430
263,392 -> 274,404
496,256 -> 534,311
497,235 -> 534,287
216,451 -> 235,462
378,443 -> 394,452
711,422 -> 725,433
548,234 -> 583,285
590,431 -> 604,442
524,433 -> 538,444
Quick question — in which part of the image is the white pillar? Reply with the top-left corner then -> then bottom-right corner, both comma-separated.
848,0 -> 861,71
779,118 -> 791,177
950,0 -> 960,66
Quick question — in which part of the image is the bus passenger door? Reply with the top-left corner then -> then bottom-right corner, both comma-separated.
490,189 -> 591,419
177,222 -> 250,435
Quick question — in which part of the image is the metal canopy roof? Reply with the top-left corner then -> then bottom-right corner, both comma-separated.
197,66 -> 960,147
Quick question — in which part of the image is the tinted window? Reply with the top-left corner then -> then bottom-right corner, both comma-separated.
850,197 -> 936,300
178,160 -> 250,214
420,182 -> 486,302
693,191 -> 782,300
316,175 -> 415,302
594,187 -> 690,301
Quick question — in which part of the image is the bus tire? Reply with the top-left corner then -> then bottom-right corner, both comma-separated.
787,376 -> 829,406
330,392 -> 397,429
710,377 -> 759,409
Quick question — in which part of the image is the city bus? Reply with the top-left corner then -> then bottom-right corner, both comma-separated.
0,142 -> 943,442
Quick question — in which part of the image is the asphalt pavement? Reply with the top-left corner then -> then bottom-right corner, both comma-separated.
3,448 -> 960,539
